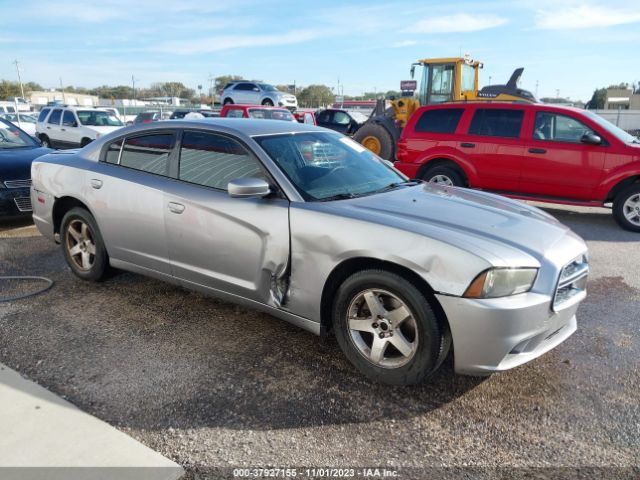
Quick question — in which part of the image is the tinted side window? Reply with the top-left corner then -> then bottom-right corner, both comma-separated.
179,131 -> 264,190
105,139 -> 123,164
234,83 -> 255,91
38,109 -> 50,122
62,111 -> 76,126
333,111 -> 350,125
415,108 -> 464,133
48,109 -> 62,125
316,111 -> 331,123
119,133 -> 174,175
534,112 -> 595,143
469,109 -> 524,138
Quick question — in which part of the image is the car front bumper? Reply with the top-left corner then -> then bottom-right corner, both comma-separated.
436,290 -> 583,376
0,187 -> 32,217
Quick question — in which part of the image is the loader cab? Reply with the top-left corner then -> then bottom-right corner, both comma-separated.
411,57 -> 481,105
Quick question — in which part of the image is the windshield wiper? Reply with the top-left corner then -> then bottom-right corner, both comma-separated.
318,193 -> 358,202
370,179 -> 421,194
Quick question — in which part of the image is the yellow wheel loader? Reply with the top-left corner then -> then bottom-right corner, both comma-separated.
353,56 -> 536,160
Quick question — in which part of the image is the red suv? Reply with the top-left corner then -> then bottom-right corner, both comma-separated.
395,103 -> 640,231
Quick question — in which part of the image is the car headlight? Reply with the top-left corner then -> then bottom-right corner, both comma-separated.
463,268 -> 538,299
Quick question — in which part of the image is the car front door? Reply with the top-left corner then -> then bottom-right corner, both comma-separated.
45,108 -> 63,146
458,107 -> 526,191
163,129 -> 290,305
89,131 -> 177,275
60,110 -> 81,147
520,110 -> 606,200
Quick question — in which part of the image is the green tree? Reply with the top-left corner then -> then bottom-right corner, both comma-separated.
586,88 -> 606,109
297,84 -> 334,108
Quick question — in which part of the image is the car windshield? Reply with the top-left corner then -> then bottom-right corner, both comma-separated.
582,110 -> 639,144
76,110 -> 124,127
255,132 -> 407,201
0,119 -> 38,149
258,84 -> 278,92
248,109 -> 294,121
348,111 -> 369,123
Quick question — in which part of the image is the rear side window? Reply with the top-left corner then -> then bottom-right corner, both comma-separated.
38,109 -> 50,122
105,139 -> 122,164
119,133 -> 174,175
469,108 -> 524,138
62,111 -> 76,127
48,109 -> 62,125
179,131 -> 264,190
415,108 -> 464,133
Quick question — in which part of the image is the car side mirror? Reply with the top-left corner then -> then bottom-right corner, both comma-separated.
228,177 -> 271,198
253,87 -> 260,92
581,132 -> 602,145
72,121 -> 78,127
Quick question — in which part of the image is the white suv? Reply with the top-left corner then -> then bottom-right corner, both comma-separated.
221,82 -> 298,110
36,106 -> 124,149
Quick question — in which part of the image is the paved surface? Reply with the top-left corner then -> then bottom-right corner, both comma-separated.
0,363 -> 183,480
0,206 -> 638,479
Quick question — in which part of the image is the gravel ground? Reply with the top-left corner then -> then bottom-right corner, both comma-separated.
0,206 -> 638,480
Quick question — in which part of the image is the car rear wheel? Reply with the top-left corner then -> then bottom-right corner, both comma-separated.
262,99 -> 274,106
61,207 -> 109,281
613,184 -> 640,232
421,165 -> 465,187
333,269 -> 448,385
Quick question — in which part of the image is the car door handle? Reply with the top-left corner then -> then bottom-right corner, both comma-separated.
90,179 -> 103,189
460,142 -> 475,148
168,202 -> 185,214
528,148 -> 547,154
46,126 -> 51,129
61,128 -> 66,131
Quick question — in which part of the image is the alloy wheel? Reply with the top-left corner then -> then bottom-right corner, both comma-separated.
622,193 -> 640,226
347,288 -> 418,368
429,174 -> 454,186
65,219 -> 96,271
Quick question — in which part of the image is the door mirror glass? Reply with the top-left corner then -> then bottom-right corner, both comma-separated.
228,177 -> 271,198
581,132 -> 602,145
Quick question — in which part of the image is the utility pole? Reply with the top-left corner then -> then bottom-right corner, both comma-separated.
13,60 -> 25,99
535,80 -> 539,98
60,77 -> 66,103
131,75 -> 137,101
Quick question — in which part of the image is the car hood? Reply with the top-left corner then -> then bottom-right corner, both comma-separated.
0,147 -> 53,177
323,183 -> 584,266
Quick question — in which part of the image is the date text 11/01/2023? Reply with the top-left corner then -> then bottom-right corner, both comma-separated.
232,467 -> 399,478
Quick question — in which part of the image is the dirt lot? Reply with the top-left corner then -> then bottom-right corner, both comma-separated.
0,205 -> 638,479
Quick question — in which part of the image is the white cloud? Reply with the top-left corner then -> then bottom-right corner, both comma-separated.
405,13 -> 508,33
152,30 -> 320,55
535,4 -> 640,29
392,40 -> 417,48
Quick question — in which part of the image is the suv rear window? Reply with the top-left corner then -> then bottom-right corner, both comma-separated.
468,108 -> 524,138
415,108 -> 464,133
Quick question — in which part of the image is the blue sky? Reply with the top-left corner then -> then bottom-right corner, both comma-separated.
1,0 -> 639,101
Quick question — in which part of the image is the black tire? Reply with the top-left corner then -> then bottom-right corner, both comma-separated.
60,207 -> 110,281
80,138 -> 92,147
223,98 -> 234,105
262,98 -> 274,106
613,183 -> 640,232
353,122 -> 395,160
40,135 -> 51,148
421,164 -> 465,187
333,269 -> 448,385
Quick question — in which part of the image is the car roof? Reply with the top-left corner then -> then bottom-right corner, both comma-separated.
418,101 -> 585,115
224,104 -> 291,110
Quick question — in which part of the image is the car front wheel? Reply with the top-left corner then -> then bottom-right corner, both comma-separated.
422,165 -> 465,187
333,269 -> 449,385
61,207 -> 110,281
613,183 -> 640,232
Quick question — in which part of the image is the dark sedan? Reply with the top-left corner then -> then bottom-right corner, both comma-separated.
0,118 -> 52,218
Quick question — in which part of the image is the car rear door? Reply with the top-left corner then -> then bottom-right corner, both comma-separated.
457,107 -> 526,191
520,109 -> 606,200
60,110 -> 81,147
163,129 -> 290,305
89,131 -> 177,275
45,108 -> 63,145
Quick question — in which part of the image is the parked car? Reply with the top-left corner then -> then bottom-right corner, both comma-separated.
36,106 -> 124,149
133,111 -> 170,124
9,97 -> 32,112
1,113 -> 37,137
0,118 -> 51,217
0,103 -> 17,115
220,104 -> 296,121
395,103 -> 640,232
170,109 -> 219,119
31,119 -> 588,385
221,82 -> 298,110
315,108 -> 368,135
293,110 -> 317,125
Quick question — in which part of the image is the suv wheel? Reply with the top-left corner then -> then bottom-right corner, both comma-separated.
40,135 -> 51,148
613,183 -> 640,232
61,207 -> 110,281
223,98 -> 233,105
262,99 -> 274,106
80,138 -> 92,147
422,165 -> 465,187
333,269 -> 448,385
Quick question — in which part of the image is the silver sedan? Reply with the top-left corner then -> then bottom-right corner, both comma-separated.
31,119 -> 588,385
